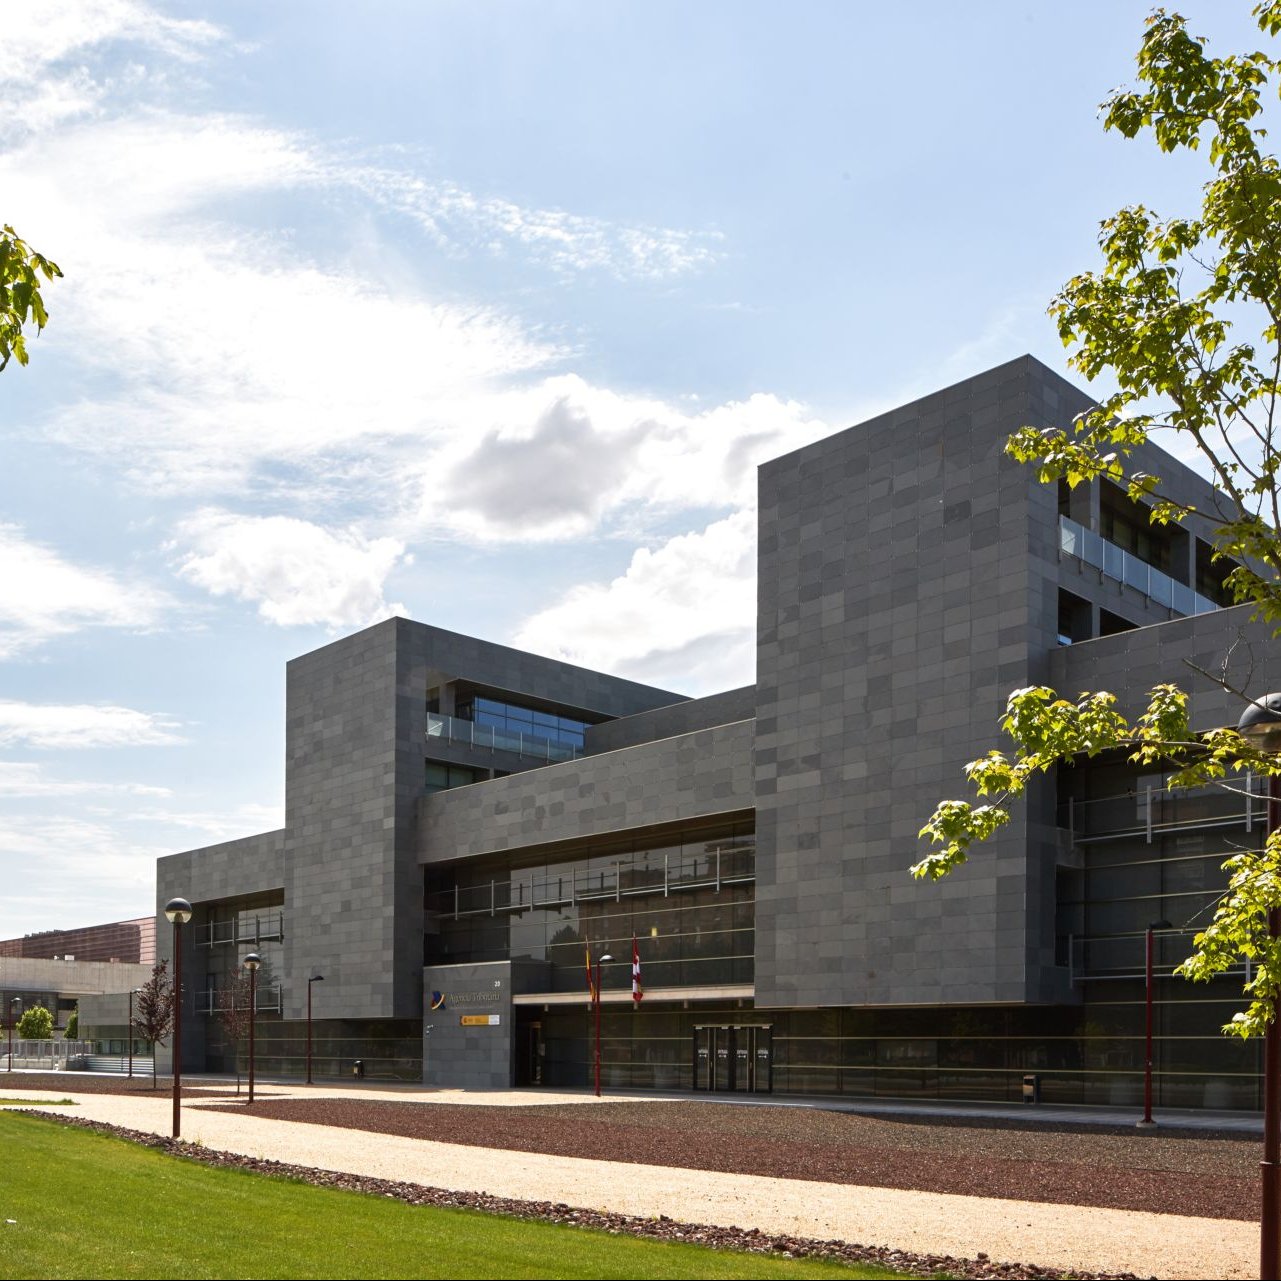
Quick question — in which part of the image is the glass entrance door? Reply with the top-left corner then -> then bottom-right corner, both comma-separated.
515,1018 -> 544,1086
693,1025 -> 772,1093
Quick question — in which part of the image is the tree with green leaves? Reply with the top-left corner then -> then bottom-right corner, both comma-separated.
915,2 -> 1281,1037
133,960 -> 174,1088
63,1008 -> 78,1041
16,1005 -> 53,1041
0,225 -> 60,371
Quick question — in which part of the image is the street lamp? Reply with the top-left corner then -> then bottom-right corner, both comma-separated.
1136,918 -> 1171,1129
7,997 -> 21,1072
306,974 -> 324,1085
164,897 -> 192,1139
244,953 -> 261,1104
592,952 -> 613,1098
1238,693 -> 1281,1281
127,988 -> 142,1079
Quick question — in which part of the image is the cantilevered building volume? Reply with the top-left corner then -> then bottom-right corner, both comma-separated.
155,355 -> 1280,1108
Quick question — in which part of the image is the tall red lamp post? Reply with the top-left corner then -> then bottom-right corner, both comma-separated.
592,952 -> 613,1098
306,974 -> 324,1085
244,952 -> 261,1104
1238,693 -> 1281,1281
1136,918 -> 1171,1129
164,897 -> 192,1138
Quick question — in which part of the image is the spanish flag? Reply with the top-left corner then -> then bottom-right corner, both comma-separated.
632,935 -> 643,1004
585,942 -> 595,1000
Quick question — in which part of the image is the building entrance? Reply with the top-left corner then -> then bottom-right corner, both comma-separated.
692,1024 -> 772,1093
515,1019 -> 545,1086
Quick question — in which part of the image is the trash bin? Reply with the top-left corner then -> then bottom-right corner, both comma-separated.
1022,1073 -> 1040,1104
352,1059 -> 365,1079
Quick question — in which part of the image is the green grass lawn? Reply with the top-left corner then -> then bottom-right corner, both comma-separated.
0,1112 -> 914,1280
0,1097 -> 73,1105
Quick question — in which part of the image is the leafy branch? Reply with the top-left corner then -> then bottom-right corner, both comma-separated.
915,683 -> 1281,1033
0,225 -> 61,371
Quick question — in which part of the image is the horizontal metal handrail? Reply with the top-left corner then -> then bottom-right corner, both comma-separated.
426,712 -> 583,763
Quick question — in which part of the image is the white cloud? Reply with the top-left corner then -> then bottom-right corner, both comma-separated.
173,510 -> 407,629
0,813 -> 164,933
512,509 -> 758,693
123,801 -> 283,844
0,39 -> 740,526
0,762 -> 170,797
4,0 -> 222,81
0,525 -> 171,658
425,377 -> 830,543
0,700 -> 184,749
350,166 -> 723,280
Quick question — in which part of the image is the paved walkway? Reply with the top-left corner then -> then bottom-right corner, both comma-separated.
3,1080 -> 1258,1279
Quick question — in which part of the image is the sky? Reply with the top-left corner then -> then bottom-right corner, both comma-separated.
0,0 -> 1267,937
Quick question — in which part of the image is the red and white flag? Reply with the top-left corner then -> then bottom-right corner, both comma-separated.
632,935 -> 643,1003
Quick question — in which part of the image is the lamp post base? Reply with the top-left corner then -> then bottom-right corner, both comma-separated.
1134,1119 -> 1158,1130
1263,1156 -> 1281,1281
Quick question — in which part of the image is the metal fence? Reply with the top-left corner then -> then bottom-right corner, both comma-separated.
3,1039 -> 94,1070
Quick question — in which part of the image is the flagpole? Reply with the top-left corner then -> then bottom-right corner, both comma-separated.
594,955 -> 602,1098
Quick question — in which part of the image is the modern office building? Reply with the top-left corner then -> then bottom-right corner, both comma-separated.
157,355 -> 1280,1107
0,915 -> 156,965
1,956 -> 152,1036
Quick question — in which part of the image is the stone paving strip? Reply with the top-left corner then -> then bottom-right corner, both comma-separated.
11,1087 -> 1256,1280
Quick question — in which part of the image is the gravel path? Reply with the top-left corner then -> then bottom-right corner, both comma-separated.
6,1086 -> 1258,1279
228,1097 -> 1257,1221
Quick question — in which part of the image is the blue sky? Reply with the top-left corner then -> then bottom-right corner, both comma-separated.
0,0 -> 1263,937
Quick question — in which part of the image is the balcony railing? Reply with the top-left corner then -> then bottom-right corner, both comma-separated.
1058,517 -> 1219,617
196,983 -> 283,1015
1059,777 -> 1259,845
429,844 -> 756,920
194,911 -> 285,948
426,712 -> 583,762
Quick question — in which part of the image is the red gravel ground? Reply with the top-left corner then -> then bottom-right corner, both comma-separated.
7,1071 -> 273,1099
220,1097 -> 1260,1222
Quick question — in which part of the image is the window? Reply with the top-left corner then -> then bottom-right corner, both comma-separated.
1195,539 -> 1239,607
424,760 -> 485,793
455,696 -> 590,752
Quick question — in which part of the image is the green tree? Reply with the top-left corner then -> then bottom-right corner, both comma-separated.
0,225 -> 61,370
916,1 -> 1281,1039
133,960 -> 174,1088
16,1005 -> 54,1040
63,1007 -> 78,1041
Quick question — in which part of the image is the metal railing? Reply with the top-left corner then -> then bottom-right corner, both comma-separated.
1059,516 -> 1220,617
430,844 -> 756,920
195,911 -> 285,948
78,1055 -> 155,1074
426,712 -> 583,763
196,983 -> 283,1015
1060,777 -> 1258,845
1061,928 -> 1249,985
4,1039 -> 93,1070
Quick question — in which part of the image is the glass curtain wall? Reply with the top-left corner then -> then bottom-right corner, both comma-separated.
1054,758 -> 1265,1109
425,824 -> 756,992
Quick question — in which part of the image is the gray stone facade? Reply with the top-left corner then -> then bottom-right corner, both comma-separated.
420,718 -> 754,862
158,618 -> 683,1061
754,357 -> 1082,1009
421,961 -> 513,1089
154,354 -> 1271,1098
